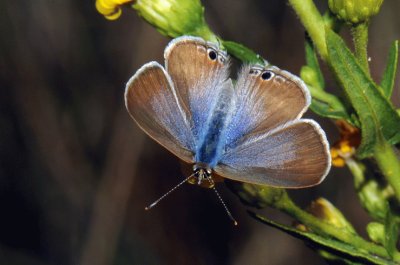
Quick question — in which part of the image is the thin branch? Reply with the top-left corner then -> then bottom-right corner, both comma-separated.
79,107 -> 145,265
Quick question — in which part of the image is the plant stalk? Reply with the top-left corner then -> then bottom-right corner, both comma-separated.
352,22 -> 370,74
374,137 -> 400,202
274,193 -> 400,261
288,0 -> 327,60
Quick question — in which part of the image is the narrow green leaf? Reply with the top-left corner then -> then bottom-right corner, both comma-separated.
249,212 -> 397,265
326,30 -> 400,158
318,249 -> 364,265
305,37 -> 325,89
381,41 -> 398,98
306,83 -> 352,122
310,99 -> 349,121
221,40 -> 264,64
385,208 -> 400,257
302,37 -> 352,122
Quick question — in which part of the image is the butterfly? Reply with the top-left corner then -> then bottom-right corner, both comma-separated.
125,36 -> 331,220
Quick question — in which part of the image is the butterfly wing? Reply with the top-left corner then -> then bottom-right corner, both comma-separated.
215,119 -> 331,188
216,65 -> 329,188
164,36 -> 230,141
125,62 -> 195,163
225,65 -> 311,148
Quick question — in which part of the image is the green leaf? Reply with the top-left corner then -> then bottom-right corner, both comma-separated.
384,208 -> 400,257
305,37 -> 325,89
307,84 -> 352,122
249,211 -> 397,265
302,37 -> 352,122
326,30 -> 400,158
310,99 -> 348,120
380,40 -> 398,98
221,40 -> 264,64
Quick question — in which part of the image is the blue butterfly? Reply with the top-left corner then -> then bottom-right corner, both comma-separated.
125,36 -> 331,221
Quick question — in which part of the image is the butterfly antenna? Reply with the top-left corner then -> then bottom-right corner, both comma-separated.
145,174 -> 193,211
206,177 -> 238,226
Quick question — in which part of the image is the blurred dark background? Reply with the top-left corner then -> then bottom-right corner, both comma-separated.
0,1 -> 399,264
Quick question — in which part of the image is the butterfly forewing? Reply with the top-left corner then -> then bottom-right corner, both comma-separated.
125,62 -> 195,163
216,120 -> 331,188
165,36 -> 230,141
225,65 -> 311,147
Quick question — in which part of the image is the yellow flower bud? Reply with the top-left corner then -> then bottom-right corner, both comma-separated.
308,198 -> 356,233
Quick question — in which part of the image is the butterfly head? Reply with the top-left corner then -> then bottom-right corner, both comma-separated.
187,163 -> 214,188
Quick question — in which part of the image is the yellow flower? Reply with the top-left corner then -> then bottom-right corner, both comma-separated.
96,0 -> 134,20
95,0 -> 217,41
330,120 -> 360,167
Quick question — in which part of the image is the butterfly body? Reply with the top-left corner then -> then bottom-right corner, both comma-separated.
195,80 -> 235,168
125,36 -> 331,189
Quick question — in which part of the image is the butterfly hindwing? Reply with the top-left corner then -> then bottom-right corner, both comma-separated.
125,62 -> 195,163
216,119 -> 331,188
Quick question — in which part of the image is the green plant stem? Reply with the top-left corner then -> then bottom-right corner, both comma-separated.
190,24 -> 218,43
352,22 -> 370,74
274,192 -> 400,261
288,0 -> 327,60
233,183 -> 400,261
374,137 -> 400,202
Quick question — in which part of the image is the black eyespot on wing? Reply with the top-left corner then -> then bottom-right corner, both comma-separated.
261,71 -> 273,80
208,49 -> 217,60
249,68 -> 260,75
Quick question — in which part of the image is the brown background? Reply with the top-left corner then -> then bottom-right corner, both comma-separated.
1,1 -> 399,264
